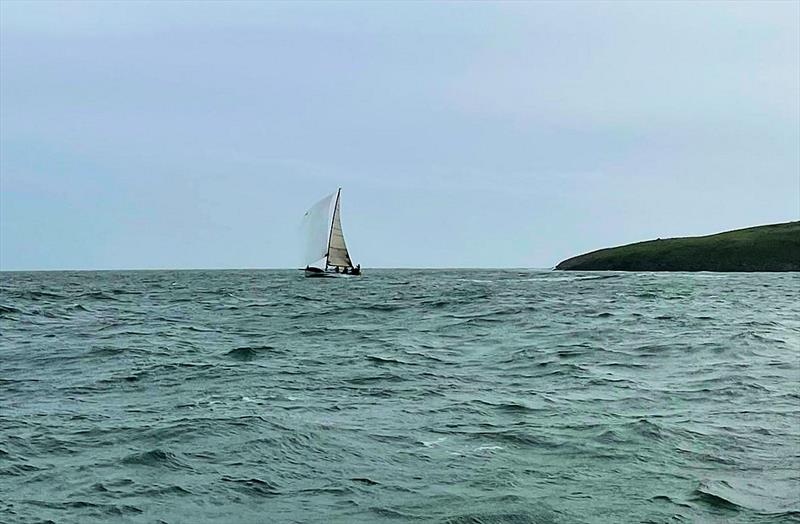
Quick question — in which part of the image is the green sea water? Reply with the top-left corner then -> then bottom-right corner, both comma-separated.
1,269 -> 798,523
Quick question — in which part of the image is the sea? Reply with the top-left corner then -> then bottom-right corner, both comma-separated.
1,269 -> 798,524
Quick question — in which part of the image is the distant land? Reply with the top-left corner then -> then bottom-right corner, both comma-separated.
556,221 -> 800,272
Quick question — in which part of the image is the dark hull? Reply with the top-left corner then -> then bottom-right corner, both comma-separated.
304,268 -> 361,278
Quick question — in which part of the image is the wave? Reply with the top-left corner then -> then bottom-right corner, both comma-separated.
77,291 -> 118,301
180,325 -> 217,333
469,400 -> 541,414
0,304 -> 22,315
692,479 -> 800,515
593,429 -> 631,445
364,303 -> 405,312
85,480 -> 191,498
226,345 -> 276,361
350,477 -> 380,486
457,429 -> 560,449
630,419 -> 668,441
120,449 -> 191,470
448,307 -> 525,321
23,499 -> 143,516
66,303 -> 92,312
110,288 -> 141,296
442,511 -> 554,524
365,355 -> 417,366
136,484 -> 194,497
419,299 -> 452,309
220,476 -> 280,496
241,302 -> 279,309
345,373 -> 407,385
369,507 -> 429,520
648,494 -> 693,509
692,484 -> 745,511
88,480 -> 130,493
16,290 -> 66,300
0,463 -> 45,476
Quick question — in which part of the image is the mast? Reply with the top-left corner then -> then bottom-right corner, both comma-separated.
324,188 -> 341,268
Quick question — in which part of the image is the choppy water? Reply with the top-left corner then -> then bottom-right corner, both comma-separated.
1,269 -> 799,523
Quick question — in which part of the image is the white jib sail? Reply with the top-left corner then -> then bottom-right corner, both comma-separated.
326,190 -> 353,268
300,191 -> 336,267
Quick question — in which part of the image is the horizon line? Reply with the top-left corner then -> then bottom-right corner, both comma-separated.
0,266 -> 556,273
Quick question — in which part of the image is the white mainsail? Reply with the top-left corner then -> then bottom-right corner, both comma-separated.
300,188 -> 354,269
300,191 -> 336,267
327,191 -> 353,267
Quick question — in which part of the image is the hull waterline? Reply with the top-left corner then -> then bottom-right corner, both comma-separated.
304,269 -> 359,278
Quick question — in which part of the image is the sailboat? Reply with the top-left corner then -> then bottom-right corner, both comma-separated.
300,188 -> 361,278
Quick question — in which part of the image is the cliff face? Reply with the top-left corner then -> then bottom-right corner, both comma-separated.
556,222 -> 800,272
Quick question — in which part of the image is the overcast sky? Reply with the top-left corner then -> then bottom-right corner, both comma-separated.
1,1 -> 798,270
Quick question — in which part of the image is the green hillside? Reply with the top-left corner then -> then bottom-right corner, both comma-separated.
556,222 -> 800,272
